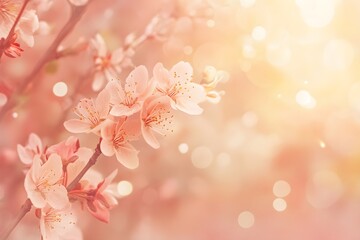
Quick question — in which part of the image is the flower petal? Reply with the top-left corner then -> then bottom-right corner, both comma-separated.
100,120 -> 116,142
98,169 -> 118,192
17,144 -> 32,165
64,119 -> 91,133
106,80 -> 125,104
41,153 -> 63,184
111,48 -> 124,64
87,200 -> 110,223
141,124 -> 160,149
186,82 -> 206,103
125,65 -> 148,94
114,144 -> 139,169
100,140 -> 115,157
169,61 -> 193,85
91,34 -> 107,57
175,98 -> 204,115
17,10 -> 39,47
45,184 -> 69,209
24,171 -> 46,209
31,154 -> 43,180
153,62 -> 171,90
29,133 -> 42,150
95,88 -> 110,118
47,207 -> 77,235
110,103 -> 141,116
92,72 -> 106,92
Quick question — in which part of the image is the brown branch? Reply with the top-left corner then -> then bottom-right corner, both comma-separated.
67,140 -> 102,191
0,198 -> 32,240
0,139 -> 102,240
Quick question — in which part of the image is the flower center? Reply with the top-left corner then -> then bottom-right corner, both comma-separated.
74,99 -> 101,127
0,0 -> 17,22
144,105 -> 173,135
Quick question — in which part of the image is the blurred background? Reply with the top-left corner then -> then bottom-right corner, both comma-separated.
1,0 -> 360,239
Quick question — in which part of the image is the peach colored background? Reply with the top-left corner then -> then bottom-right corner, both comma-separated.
1,0 -> 360,239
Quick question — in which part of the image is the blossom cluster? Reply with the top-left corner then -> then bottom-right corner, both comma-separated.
15,61 -> 226,239
18,134 -> 117,239
64,61 -> 225,168
2,1 -> 227,239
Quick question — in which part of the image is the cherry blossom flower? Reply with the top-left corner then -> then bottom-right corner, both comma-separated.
64,88 -> 110,134
46,136 -> 80,163
100,118 -> 139,169
39,206 -> 77,240
144,14 -> 174,41
17,133 -> 44,165
106,65 -> 152,117
0,0 -> 19,38
86,169 -> 118,222
153,61 -> 206,115
46,136 -> 93,186
201,65 -> 228,104
17,9 -> 39,47
90,34 -> 125,91
70,170 -> 118,223
24,153 -> 69,209
141,96 -> 174,149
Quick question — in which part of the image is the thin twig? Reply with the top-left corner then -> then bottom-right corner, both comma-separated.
0,198 -> 32,240
67,140 -> 102,191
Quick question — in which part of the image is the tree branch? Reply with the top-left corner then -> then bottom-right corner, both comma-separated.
67,140 -> 102,191
0,3 -> 90,120
0,198 -> 32,240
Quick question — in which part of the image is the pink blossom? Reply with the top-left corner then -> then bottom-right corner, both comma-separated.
106,65 -> 152,117
0,33 -> 23,58
201,66 -> 228,104
100,118 -> 139,169
24,153 -> 69,209
46,136 -> 93,186
153,61 -> 206,115
46,136 -> 80,163
87,169 -> 118,223
0,0 -> 18,38
64,88 -> 110,134
141,96 -> 174,149
17,133 -> 44,165
39,206 -> 77,240
17,9 -> 39,47
90,34 -> 124,91
70,170 -> 118,223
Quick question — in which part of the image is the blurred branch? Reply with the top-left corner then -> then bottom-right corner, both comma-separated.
0,199 -> 32,240
0,2 -> 91,121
